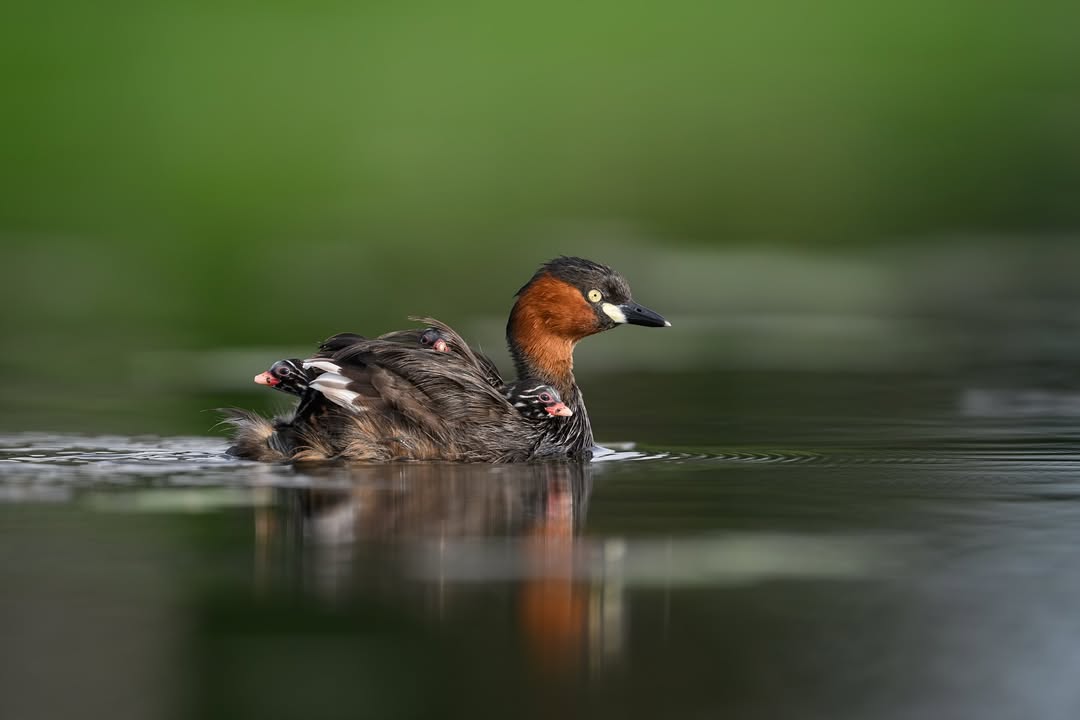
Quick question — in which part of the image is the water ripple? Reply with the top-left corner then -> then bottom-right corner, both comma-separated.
2,433 -> 1077,495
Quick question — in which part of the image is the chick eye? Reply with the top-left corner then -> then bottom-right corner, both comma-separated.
587,289 -> 602,303
539,392 -> 553,403
276,365 -> 292,377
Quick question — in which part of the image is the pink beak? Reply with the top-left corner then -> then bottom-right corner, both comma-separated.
254,371 -> 279,386
545,402 -> 573,417
433,338 -> 449,353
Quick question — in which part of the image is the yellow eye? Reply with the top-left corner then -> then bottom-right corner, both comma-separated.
587,289 -> 602,303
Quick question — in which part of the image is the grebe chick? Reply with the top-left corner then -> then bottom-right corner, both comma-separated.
504,381 -> 573,420
419,328 -> 449,353
254,359 -> 311,397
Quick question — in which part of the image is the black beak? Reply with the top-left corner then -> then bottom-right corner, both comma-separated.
620,302 -> 670,328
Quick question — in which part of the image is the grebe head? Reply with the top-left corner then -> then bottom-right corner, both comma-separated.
507,257 -> 669,390
505,381 -> 574,420
511,256 -> 669,341
254,359 -> 310,396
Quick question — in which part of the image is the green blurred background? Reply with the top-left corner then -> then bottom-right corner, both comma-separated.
3,0 -> 1079,435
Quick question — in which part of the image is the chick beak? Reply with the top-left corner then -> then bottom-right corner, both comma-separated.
254,371 -> 280,386
546,402 -> 573,417
433,338 -> 449,353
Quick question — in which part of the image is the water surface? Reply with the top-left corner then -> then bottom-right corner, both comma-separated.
3,372 -> 1080,720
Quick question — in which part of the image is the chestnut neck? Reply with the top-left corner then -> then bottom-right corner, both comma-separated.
507,309 -> 578,401
505,274 -> 600,458
506,277 -> 594,401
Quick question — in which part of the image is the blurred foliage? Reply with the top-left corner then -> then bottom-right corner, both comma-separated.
1,1 -> 1079,431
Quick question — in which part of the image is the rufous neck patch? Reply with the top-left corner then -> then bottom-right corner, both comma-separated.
509,274 -> 596,392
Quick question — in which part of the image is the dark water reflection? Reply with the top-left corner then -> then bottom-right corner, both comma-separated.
3,384 -> 1080,720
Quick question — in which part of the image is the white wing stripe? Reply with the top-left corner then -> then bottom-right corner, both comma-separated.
310,372 -> 351,390
303,360 -> 342,374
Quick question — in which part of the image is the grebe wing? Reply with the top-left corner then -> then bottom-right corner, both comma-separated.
304,339 -> 513,432
408,317 -> 505,387
317,332 -> 367,355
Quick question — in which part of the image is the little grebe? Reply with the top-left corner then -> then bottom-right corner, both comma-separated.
225,256 -> 667,462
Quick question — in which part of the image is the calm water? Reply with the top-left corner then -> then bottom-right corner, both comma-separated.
2,369 -> 1080,720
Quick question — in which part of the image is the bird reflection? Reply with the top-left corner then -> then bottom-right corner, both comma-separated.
254,461 -> 623,675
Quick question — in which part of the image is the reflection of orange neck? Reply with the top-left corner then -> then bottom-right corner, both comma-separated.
519,486 -> 586,675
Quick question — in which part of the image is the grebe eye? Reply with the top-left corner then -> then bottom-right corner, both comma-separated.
587,289 -> 602,303
539,392 -> 553,404
276,364 -> 292,377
